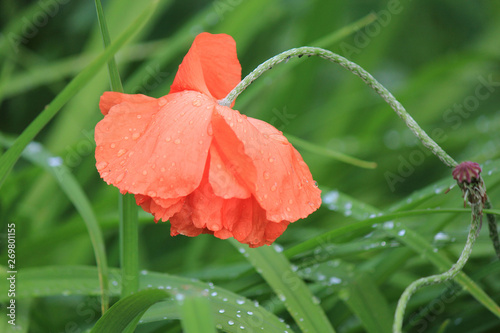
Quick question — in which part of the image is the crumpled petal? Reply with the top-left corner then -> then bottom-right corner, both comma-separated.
212,104 -> 322,222
170,32 -> 241,100
135,194 -> 185,222
95,91 -> 214,199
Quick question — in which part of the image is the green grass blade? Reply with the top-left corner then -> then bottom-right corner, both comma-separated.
94,0 -> 138,302
0,135 -> 110,313
90,289 -> 170,333
231,240 -> 336,333
287,134 -> 377,169
387,227 -> 500,319
0,266 -> 293,333
181,296 -> 216,333
340,274 -> 393,333
0,0 -> 158,188
94,0 -> 124,92
119,193 -> 139,298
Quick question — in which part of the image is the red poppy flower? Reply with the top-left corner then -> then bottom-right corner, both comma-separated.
95,32 -> 321,247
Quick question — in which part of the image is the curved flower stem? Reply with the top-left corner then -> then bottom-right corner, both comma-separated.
392,203 -> 483,333
485,198 -> 500,259
218,47 -> 457,168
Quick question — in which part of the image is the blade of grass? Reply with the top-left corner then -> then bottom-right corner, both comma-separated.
287,134 -> 377,169
0,0 -> 158,188
93,0 -> 139,302
0,266 -> 294,333
387,227 -> 500,319
90,289 -> 170,333
231,240 -> 336,333
0,135 -> 110,313
180,296 -> 216,333
340,273 -> 393,333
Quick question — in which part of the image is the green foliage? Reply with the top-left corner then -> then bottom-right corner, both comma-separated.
1,0 -> 500,332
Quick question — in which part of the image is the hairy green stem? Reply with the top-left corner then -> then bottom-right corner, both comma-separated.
218,47 -> 457,168
392,203 -> 483,333
485,199 -> 500,259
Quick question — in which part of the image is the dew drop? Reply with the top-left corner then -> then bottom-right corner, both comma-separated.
158,98 -> 167,106
115,173 -> 125,184
199,140 -> 203,144
286,207 -> 291,212
142,170 -> 148,175
270,184 -> 277,192
110,143 -> 116,149
236,299 -> 245,305
263,171 -> 270,179
269,157 -> 275,163
96,162 -> 108,170
219,309 -> 225,313
137,115 -> 142,119
228,321 -> 235,326
172,162 -> 176,167
148,191 -> 157,197
192,99 -> 202,107
165,136 -> 171,142
132,132 -> 140,140
117,149 -> 127,157
174,139 -> 181,144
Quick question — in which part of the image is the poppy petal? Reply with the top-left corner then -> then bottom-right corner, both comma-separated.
209,145 -> 251,199
170,33 -> 241,100
169,204 -> 203,237
95,91 -> 214,199
135,194 -> 185,222
212,105 -> 322,222
99,91 -> 156,116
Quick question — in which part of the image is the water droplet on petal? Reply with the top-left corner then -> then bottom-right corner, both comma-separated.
286,207 -> 291,212
143,170 -> 148,175
271,184 -> 277,191
192,99 -> 202,107
148,191 -> 157,197
115,173 -> 125,184
137,115 -> 142,119
269,157 -> 274,163
174,139 -> 181,144
228,320 -> 235,326
158,98 -> 167,106
165,137 -> 171,142
110,143 -> 116,148
96,162 -> 108,170
132,133 -> 140,140
263,171 -> 270,180
117,149 -> 127,157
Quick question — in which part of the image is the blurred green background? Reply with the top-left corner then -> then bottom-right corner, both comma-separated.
1,0 -> 500,332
